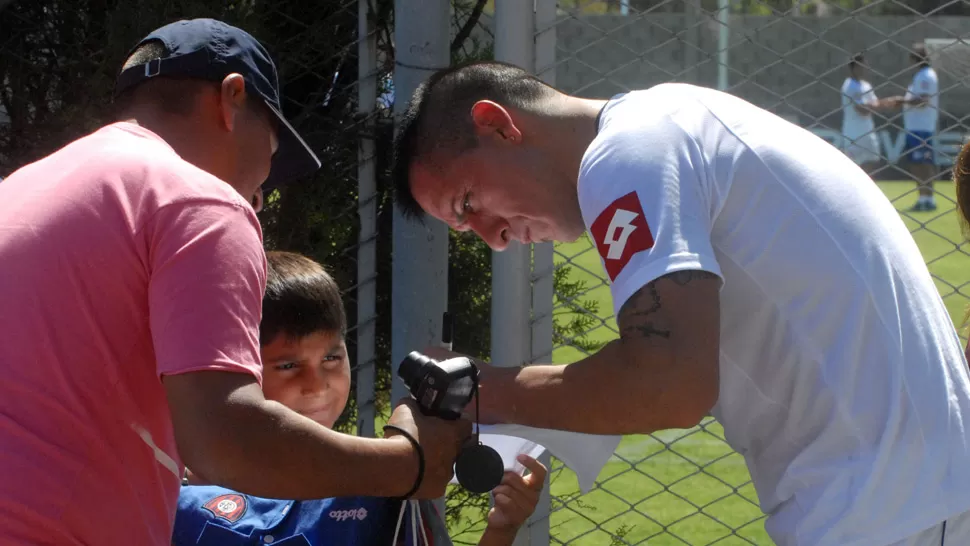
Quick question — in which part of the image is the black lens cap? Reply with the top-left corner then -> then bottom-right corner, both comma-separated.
455,443 -> 505,494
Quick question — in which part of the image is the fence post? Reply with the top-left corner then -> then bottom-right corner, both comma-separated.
391,0 -> 451,519
527,2 -> 557,543
356,0 -> 378,439
492,1 -> 537,544
717,0 -> 730,91
390,0 -> 450,404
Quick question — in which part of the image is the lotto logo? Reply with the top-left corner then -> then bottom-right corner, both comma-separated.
589,192 -> 654,281
330,507 -> 368,521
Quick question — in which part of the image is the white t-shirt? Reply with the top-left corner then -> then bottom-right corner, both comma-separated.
903,66 -> 939,133
840,77 -> 877,139
579,85 -> 970,546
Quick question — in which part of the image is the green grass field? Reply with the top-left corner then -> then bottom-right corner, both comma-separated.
450,180 -> 970,545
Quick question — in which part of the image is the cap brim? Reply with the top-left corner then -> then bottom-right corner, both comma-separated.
263,101 -> 322,190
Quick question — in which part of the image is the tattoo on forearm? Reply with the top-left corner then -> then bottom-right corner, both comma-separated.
618,270 -> 717,342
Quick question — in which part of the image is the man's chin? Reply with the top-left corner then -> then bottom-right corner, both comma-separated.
557,230 -> 585,244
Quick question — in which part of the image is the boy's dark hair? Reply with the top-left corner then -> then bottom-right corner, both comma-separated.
392,60 -> 557,220
849,52 -> 865,70
911,42 -> 930,67
260,251 -> 347,346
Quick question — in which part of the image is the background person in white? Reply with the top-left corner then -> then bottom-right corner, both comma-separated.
840,52 -> 898,175
886,43 -> 940,211
393,61 -> 970,546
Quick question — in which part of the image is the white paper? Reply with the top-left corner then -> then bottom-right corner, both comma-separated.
451,425 -> 622,494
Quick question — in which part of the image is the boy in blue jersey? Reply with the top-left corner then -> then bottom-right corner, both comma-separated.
173,250 -> 546,546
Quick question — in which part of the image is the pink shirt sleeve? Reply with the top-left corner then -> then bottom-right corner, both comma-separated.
146,199 -> 266,384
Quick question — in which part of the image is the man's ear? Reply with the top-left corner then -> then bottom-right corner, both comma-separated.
470,100 -> 522,144
219,73 -> 249,132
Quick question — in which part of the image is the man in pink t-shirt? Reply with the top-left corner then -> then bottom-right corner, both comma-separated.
0,19 -> 469,545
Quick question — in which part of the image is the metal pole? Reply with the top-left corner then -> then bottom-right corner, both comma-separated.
356,0 -> 378,439
493,2 -> 536,544
683,0 -> 701,84
527,1 -> 556,542
620,0 -> 630,16
391,1 -> 450,402
717,0 -> 730,91
391,0 -> 450,521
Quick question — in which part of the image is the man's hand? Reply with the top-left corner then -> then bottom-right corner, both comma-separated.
417,346 -> 513,425
878,96 -> 905,109
385,398 -> 472,498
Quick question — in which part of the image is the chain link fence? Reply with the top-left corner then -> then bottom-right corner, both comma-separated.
513,1 -> 970,544
0,0 -> 396,435
4,1 -> 970,545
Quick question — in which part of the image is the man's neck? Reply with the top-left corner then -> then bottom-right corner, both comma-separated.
119,110 -> 234,186
540,95 -> 608,190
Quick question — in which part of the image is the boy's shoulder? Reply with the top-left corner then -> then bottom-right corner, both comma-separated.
173,485 -> 400,546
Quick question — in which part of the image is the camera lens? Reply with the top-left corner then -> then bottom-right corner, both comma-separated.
398,351 -> 434,392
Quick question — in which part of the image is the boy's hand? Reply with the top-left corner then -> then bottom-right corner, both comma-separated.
385,398 -> 472,499
486,454 -> 548,532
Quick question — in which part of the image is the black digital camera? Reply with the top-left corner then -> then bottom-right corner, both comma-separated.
397,349 -> 504,494
398,351 -> 478,421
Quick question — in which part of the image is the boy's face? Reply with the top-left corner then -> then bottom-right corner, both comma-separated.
260,330 -> 350,429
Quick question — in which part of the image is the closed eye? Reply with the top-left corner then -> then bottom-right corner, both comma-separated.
456,192 -> 473,226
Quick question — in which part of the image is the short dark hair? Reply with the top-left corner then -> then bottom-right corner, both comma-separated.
957,141 -> 970,328
260,251 -> 347,346
955,141 -> 970,239
113,40 -> 204,116
392,60 -> 556,220
113,39 -> 263,118
849,52 -> 865,69
911,42 -> 930,67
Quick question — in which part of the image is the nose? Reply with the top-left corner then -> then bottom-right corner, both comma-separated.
300,366 -> 328,396
468,214 -> 511,251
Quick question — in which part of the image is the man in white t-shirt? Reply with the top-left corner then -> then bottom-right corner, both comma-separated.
392,61 -> 970,546
886,43 -> 941,211
840,52 -> 898,175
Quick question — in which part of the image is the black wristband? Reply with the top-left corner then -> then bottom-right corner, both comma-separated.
383,424 -> 425,499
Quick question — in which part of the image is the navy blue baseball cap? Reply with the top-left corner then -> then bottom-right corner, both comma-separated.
114,18 -> 321,190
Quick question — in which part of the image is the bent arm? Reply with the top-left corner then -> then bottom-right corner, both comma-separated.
903,94 -> 930,106
148,199 -> 416,499
165,370 -> 416,499
480,270 -> 721,435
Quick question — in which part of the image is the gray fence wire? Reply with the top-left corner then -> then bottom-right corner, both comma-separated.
511,1 -> 970,545
3,1 -> 970,544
